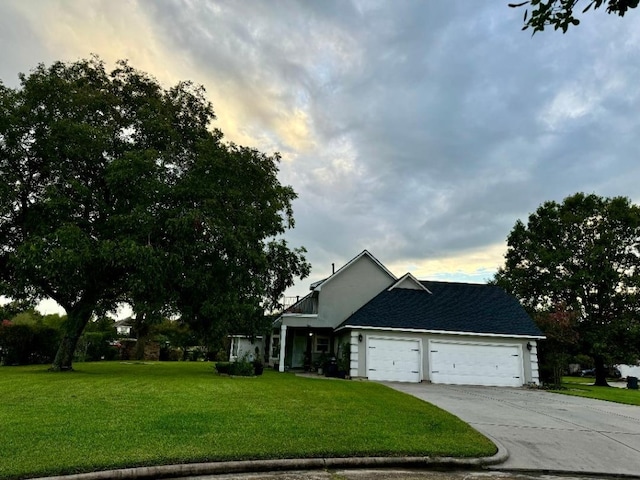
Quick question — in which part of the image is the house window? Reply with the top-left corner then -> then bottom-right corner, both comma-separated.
314,335 -> 330,353
231,338 -> 238,358
271,336 -> 280,358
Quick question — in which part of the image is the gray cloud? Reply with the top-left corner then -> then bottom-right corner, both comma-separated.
2,0 -> 640,301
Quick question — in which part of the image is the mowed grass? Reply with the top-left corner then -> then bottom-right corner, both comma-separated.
0,362 -> 495,479
552,376 -> 640,406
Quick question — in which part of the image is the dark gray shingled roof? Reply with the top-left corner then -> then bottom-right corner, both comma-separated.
338,281 -> 543,337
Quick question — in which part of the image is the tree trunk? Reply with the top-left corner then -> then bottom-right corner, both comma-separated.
133,312 -> 148,360
593,355 -> 610,387
50,305 -> 94,371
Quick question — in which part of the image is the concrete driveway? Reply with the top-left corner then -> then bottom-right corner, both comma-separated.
387,383 -> 640,477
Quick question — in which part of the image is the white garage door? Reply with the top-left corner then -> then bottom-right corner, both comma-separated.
367,337 -> 421,383
429,340 -> 523,387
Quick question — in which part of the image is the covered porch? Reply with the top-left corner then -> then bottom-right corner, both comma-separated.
270,316 -> 336,372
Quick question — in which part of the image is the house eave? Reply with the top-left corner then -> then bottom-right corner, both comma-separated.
334,324 -> 546,340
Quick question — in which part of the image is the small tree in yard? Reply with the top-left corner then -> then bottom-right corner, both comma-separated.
0,57 -> 310,371
534,306 -> 579,387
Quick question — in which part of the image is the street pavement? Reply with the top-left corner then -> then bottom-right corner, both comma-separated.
387,383 -> 640,477
176,468 -> 622,479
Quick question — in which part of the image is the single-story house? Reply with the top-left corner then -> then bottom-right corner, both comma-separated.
270,250 -> 544,386
115,320 -> 133,337
228,335 -> 265,363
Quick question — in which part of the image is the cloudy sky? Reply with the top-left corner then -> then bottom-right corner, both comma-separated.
2,1 -> 640,311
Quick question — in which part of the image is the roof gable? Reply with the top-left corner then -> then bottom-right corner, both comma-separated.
313,250 -> 396,291
388,273 -> 432,293
339,281 -> 543,337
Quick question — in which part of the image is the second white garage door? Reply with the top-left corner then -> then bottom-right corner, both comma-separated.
429,340 -> 523,387
367,337 -> 421,383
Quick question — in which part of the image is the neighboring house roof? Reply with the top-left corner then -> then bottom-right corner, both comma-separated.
311,249 -> 397,291
338,281 -> 543,337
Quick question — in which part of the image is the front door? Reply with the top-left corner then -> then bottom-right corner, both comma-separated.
292,333 -> 307,368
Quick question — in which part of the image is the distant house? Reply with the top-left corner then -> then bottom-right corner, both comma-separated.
228,335 -> 265,363
115,320 -> 133,337
617,364 -> 640,379
270,250 -> 544,386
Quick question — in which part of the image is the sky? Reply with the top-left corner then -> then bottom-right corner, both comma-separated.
1,1 -> 640,315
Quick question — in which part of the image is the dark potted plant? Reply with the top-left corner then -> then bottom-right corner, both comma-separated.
253,346 -> 264,376
336,341 -> 350,379
316,352 -> 328,375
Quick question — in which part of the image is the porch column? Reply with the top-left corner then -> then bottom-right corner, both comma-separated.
278,324 -> 287,372
350,331 -> 359,378
529,340 -> 539,385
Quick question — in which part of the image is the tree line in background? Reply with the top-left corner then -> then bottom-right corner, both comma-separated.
0,302 -> 229,366
0,57 -> 310,371
494,193 -> 640,387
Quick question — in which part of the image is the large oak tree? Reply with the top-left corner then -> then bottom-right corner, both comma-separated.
494,193 -> 640,386
0,57 -> 310,370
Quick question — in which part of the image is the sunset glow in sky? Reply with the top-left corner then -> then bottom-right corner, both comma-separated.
2,1 -> 640,313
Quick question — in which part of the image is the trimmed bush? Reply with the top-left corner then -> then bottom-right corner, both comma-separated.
0,323 -> 60,365
215,362 -> 231,375
214,359 -> 255,376
230,359 -> 254,376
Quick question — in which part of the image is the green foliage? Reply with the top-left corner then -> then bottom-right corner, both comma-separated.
574,353 -> 594,368
337,340 -> 351,374
75,316 -> 118,362
0,321 -> 60,365
11,310 -> 42,325
534,307 -> 580,387
230,354 -> 256,376
509,0 -> 638,34
215,354 -> 260,376
75,332 -> 119,362
0,363 -> 495,478
214,361 -> 231,374
0,57 -> 310,370
0,300 -> 36,321
495,193 -> 640,385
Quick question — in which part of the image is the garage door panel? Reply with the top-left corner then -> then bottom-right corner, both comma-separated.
368,337 -> 421,383
430,341 -> 522,387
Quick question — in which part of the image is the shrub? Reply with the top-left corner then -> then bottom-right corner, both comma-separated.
215,362 -> 231,375
215,357 -> 255,376
0,323 -> 60,365
229,358 -> 254,376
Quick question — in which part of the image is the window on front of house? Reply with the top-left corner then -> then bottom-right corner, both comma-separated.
271,336 -> 280,358
314,335 -> 330,353
231,338 -> 238,358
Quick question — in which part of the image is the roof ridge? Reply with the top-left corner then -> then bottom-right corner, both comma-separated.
420,279 -> 490,287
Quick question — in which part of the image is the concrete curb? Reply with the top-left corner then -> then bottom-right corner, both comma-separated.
32,441 -> 508,480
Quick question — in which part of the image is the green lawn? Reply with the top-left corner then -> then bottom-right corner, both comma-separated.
552,376 -> 640,406
0,362 -> 494,479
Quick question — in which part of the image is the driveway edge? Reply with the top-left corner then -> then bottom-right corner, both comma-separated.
32,443 -> 508,480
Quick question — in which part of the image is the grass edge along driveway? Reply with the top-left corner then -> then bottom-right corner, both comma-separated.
0,362 -> 495,479
553,376 -> 640,406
